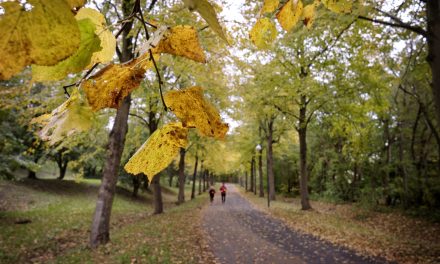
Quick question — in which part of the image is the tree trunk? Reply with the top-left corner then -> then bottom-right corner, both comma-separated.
258,146 -> 264,197
132,176 -> 140,198
191,155 -> 198,200
198,160 -> 203,195
253,156 -> 257,195
152,175 -> 163,214
56,152 -> 68,180
427,1 -> 440,129
299,97 -> 311,210
203,170 -> 207,192
177,148 -> 186,204
250,157 -> 254,192
383,119 -> 391,206
245,171 -> 248,191
89,95 -> 131,248
28,170 -> 37,179
267,119 -> 276,201
89,0 -> 134,248
169,171 -> 174,187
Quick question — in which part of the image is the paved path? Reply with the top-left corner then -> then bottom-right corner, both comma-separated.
201,184 -> 389,264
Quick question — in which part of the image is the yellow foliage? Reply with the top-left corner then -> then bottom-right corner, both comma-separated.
31,90 -> 93,145
0,0 -> 80,80
66,0 -> 86,10
75,8 -> 116,67
182,0 -> 229,44
154,25 -> 206,63
250,18 -> 278,50
322,0 -> 353,14
276,0 -> 303,32
164,86 -> 229,139
124,123 -> 189,181
32,18 -> 101,81
302,4 -> 315,29
261,0 -> 279,14
82,53 -> 159,111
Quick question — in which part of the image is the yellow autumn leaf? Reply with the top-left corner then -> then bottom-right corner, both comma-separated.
75,8 -> 116,67
276,0 -> 303,32
250,18 -> 278,50
0,0 -> 80,80
31,90 -> 93,145
82,53 -> 159,111
66,0 -> 86,10
182,0 -> 229,44
32,18 -> 101,81
124,123 -> 189,181
322,0 -> 352,14
303,4 -> 315,29
153,25 -> 206,63
164,86 -> 229,139
261,0 -> 279,14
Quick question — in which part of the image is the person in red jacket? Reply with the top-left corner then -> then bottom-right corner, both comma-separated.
219,183 -> 227,203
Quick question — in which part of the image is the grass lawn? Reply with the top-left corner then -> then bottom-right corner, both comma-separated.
0,177 -> 214,263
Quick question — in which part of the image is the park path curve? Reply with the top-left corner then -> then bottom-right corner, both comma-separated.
201,184 -> 389,264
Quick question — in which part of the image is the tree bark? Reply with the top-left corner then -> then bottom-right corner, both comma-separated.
198,160 -> 203,195
177,148 -> 186,204
89,95 -> 131,248
383,118 -> 391,205
258,146 -> 264,197
250,157 -> 254,192
56,152 -> 68,180
299,96 -> 311,210
203,169 -> 207,192
132,176 -> 140,198
152,175 -> 163,214
267,118 -> 276,201
427,1 -> 440,130
89,0 -> 134,248
191,155 -> 198,200
245,171 -> 248,191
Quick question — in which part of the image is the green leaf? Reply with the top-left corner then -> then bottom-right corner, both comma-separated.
0,0 -> 81,80
32,18 -> 102,82
31,90 -> 94,145
182,0 -> 229,44
75,8 -> 116,67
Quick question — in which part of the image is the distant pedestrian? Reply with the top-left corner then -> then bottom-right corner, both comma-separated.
219,183 -> 227,203
209,185 -> 216,203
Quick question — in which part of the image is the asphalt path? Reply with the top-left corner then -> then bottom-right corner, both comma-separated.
202,184 -> 389,264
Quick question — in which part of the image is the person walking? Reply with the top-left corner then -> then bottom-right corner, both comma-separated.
219,183 -> 227,203
209,185 -> 216,203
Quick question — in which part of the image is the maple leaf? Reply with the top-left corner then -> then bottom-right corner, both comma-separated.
164,86 -> 229,139
261,0 -> 279,14
276,0 -> 303,32
321,0 -> 353,14
0,0 -> 81,80
154,25 -> 206,63
32,18 -> 101,81
31,90 -> 93,145
303,4 -> 316,29
82,53 -> 159,111
124,123 -> 189,182
182,0 -> 229,44
250,18 -> 278,50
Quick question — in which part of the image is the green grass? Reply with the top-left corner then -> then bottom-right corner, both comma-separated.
0,177 -> 213,263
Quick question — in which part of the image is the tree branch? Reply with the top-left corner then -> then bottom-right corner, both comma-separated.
358,15 -> 427,37
129,113 -> 150,127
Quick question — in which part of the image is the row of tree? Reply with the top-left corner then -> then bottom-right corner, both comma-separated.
231,0 -> 439,211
